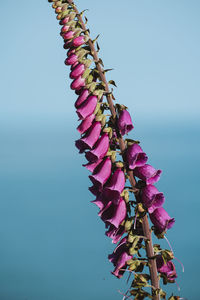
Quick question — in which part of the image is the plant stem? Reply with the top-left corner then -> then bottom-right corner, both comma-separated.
67,1 -> 160,298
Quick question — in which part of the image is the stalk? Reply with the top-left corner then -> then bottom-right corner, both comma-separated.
67,0 -> 160,298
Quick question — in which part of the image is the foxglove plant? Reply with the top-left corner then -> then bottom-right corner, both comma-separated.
47,1 -> 183,299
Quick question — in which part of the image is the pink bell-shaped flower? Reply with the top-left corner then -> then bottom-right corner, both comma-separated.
76,114 -> 95,135
150,207 -> 175,233
83,158 -> 103,173
141,184 -> 165,213
70,63 -> 85,79
65,54 -> 78,66
72,35 -> 86,47
75,89 -> 90,108
71,75 -> 85,91
76,95 -> 97,119
108,237 -> 132,279
85,133 -> 109,162
103,169 -> 125,204
105,225 -> 126,244
75,121 -> 101,153
89,157 -> 112,191
156,255 -> 177,281
134,164 -> 162,185
100,198 -> 127,228
126,143 -> 148,169
117,110 -> 134,136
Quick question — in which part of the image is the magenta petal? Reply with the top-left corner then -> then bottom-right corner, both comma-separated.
70,63 -> 85,79
83,158 -> 103,173
150,207 -> 175,233
75,122 -> 101,153
106,225 -> 125,244
142,184 -> 165,213
89,157 -> 112,188
101,198 -> 126,228
117,110 -> 134,136
65,54 -> 78,66
91,194 -> 107,210
134,164 -> 162,185
76,95 -> 97,120
62,30 -> 75,40
85,133 -> 109,163
72,36 -> 85,47
71,76 -> 85,91
156,255 -> 177,280
75,89 -> 90,108
126,143 -> 148,169
76,114 -> 95,135
103,169 -> 125,204
112,252 -> 132,278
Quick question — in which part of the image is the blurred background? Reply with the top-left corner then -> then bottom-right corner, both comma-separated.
0,0 -> 200,299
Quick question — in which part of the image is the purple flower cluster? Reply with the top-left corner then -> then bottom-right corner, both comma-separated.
49,1 -> 179,293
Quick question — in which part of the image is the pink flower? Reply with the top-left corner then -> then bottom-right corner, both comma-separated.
75,89 -> 90,108
141,185 -> 165,213
102,169 -> 125,204
126,143 -> 148,169
134,164 -> 162,185
156,255 -> 177,281
85,133 -> 109,162
117,110 -> 134,135
100,198 -> 127,228
61,25 -> 70,33
70,63 -> 85,79
89,157 -> 112,191
83,158 -> 103,173
62,30 -> 75,40
106,225 -> 126,244
65,54 -> 78,66
75,122 -> 101,153
76,114 -> 95,135
150,207 -> 175,233
108,237 -> 132,278
70,75 -> 85,91
72,36 -> 86,47
60,16 -> 70,25
76,95 -> 97,119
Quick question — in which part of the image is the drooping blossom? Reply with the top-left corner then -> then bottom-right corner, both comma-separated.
75,121 -> 101,152
70,63 -> 85,79
118,110 -> 134,136
65,53 -> 78,65
72,35 -> 86,47
102,169 -> 125,204
75,89 -> 90,108
126,143 -> 148,169
89,157 -> 112,191
85,133 -> 109,162
108,237 -> 132,278
134,164 -> 162,185
61,24 -> 70,33
99,198 -> 127,228
76,114 -> 95,135
141,184 -> 165,213
76,95 -> 97,119
106,225 -> 126,244
62,30 -> 75,40
156,255 -> 177,281
83,158 -> 103,173
150,207 -> 175,233
70,75 -> 85,90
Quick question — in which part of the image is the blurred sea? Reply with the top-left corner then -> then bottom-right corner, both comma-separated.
0,117 -> 199,300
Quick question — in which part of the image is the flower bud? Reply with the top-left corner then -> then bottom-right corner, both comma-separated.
72,35 -> 88,47
75,89 -> 90,108
70,63 -> 86,79
71,76 -> 85,91
65,54 -> 78,66
118,110 -> 134,136
62,30 -> 75,40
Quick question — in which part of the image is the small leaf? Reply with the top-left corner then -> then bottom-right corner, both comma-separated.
96,42 -> 100,52
108,80 -> 117,87
98,58 -> 104,67
84,16 -> 88,24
